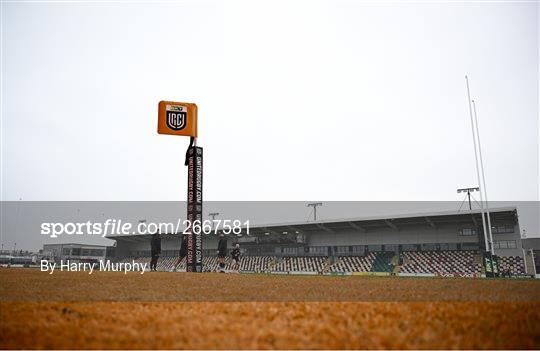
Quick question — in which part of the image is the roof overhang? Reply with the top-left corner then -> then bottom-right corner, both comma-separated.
108,207 -> 517,240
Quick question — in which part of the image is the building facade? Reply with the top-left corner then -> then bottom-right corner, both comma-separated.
42,243 -> 107,263
109,207 -> 523,259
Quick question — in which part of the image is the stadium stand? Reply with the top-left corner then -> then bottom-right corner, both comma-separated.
400,251 -> 482,276
159,257 -> 176,271
240,256 -> 276,272
111,250 -> 526,277
329,253 -> 375,273
272,256 -> 326,273
107,207 -> 531,277
499,256 -> 525,275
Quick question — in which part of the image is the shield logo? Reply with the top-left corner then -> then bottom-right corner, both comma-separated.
166,105 -> 187,131
158,101 -> 197,137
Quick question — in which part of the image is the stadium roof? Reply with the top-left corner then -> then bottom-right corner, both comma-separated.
43,243 -> 108,248
231,207 -> 517,236
109,207 -> 517,240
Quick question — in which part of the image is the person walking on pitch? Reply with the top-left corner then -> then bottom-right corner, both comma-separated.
170,234 -> 188,272
231,243 -> 241,272
217,233 -> 228,273
150,231 -> 161,272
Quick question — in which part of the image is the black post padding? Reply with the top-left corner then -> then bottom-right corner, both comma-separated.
483,251 -> 494,278
186,146 -> 203,272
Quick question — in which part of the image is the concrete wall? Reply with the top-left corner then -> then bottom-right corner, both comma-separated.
492,223 -> 523,257
307,223 -> 479,246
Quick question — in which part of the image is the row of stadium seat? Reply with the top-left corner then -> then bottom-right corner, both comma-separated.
499,255 -> 526,275
272,256 -> 327,272
329,253 -> 375,273
400,251 -> 482,276
111,251 -> 526,275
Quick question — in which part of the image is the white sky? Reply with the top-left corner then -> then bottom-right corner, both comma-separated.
1,1 -> 538,202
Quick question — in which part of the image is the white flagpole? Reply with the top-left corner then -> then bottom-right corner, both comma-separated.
465,76 -> 489,252
472,100 -> 494,255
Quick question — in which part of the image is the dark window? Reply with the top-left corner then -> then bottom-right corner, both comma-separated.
439,243 -> 451,251
336,246 -> 350,254
367,245 -> 382,252
384,244 -> 399,252
309,246 -> 327,255
492,225 -> 514,234
351,246 -> 366,254
461,243 -> 480,251
458,228 -> 477,236
422,243 -> 437,251
283,247 -> 298,255
89,249 -> 104,256
494,240 -> 517,249
402,244 -> 418,252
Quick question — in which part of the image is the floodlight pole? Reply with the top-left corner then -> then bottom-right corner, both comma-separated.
209,212 -> 220,230
307,202 -> 323,221
457,187 -> 480,211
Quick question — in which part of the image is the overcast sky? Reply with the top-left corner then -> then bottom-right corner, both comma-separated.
1,1 -> 538,202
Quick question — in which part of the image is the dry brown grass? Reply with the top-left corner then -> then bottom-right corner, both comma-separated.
1,269 -> 539,349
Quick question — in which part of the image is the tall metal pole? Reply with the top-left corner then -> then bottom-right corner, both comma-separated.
209,212 -> 220,231
472,100 -> 494,255
307,203 -> 323,221
465,76 -> 489,252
